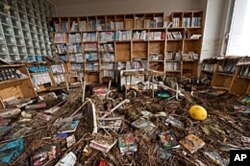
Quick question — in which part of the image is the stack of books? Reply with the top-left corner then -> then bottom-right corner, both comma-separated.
86,52 -> 98,61
115,22 -> 124,30
79,21 -> 87,31
84,43 -> 97,51
100,43 -> 114,52
87,63 -> 99,71
70,21 -> 78,32
148,54 -> 164,61
96,19 -> 105,31
56,44 -> 67,54
239,65 -> 250,77
51,64 -> 65,73
61,21 -> 68,32
116,30 -> 132,41
192,17 -> 202,27
165,62 -> 180,71
172,17 -> 180,27
102,53 -> 115,62
67,43 -> 82,53
183,17 -> 191,27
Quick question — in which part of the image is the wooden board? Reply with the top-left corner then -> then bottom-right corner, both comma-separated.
115,43 -> 131,62
229,77 -> 249,95
132,42 -> 147,59
149,41 -> 164,54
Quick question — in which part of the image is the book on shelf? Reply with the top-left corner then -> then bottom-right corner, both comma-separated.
133,31 -> 147,40
165,62 -> 180,71
183,17 -> 191,27
192,17 -> 202,27
53,22 -> 60,32
87,20 -> 96,31
167,32 -> 182,40
96,19 -> 105,31
102,63 -> 115,70
202,64 -> 215,73
144,19 -> 151,29
75,53 -> 83,62
116,30 -> 132,41
86,52 -> 98,61
68,43 -> 82,53
82,32 -> 96,42
32,73 -> 52,86
99,32 -> 115,42
148,31 -> 165,40
117,61 -> 144,70
172,17 -> 180,27
53,74 -> 65,84
51,64 -> 65,73
84,43 -> 98,51
71,64 -> 84,71
87,63 -> 99,71
154,16 -> 163,27
56,44 -> 67,54
54,33 -> 67,43
166,51 -> 182,60
102,53 -> 115,62
68,33 -> 81,43
70,54 -> 76,62
59,54 -> 67,62
115,22 -> 124,30
182,52 -> 199,61
239,65 -> 250,77
149,54 -> 164,61
61,20 -> 68,32
100,43 -> 114,52
79,21 -> 87,31
70,21 -> 78,32
107,21 -> 115,30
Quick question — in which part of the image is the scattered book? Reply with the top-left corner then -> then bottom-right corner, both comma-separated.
118,133 -> 137,155
159,131 -> 180,150
58,120 -> 80,134
179,134 -> 205,154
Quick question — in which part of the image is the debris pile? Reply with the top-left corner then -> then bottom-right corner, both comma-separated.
0,83 -> 250,165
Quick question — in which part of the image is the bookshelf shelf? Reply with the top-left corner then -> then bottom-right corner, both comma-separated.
50,11 -> 203,83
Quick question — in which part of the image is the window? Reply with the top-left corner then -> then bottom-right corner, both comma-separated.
227,0 -> 250,56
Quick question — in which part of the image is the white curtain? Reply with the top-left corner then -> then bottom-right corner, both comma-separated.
227,0 -> 250,56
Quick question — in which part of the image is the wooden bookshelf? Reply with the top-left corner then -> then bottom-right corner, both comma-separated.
50,11 -> 203,83
211,57 -> 239,90
0,64 -> 37,109
229,58 -> 250,95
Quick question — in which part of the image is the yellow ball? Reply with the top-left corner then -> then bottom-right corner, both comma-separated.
189,105 -> 207,121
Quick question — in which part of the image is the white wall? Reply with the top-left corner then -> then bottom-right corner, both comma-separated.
52,0 -> 201,16
200,0 -> 230,60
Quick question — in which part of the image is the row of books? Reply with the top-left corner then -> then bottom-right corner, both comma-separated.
182,52 -> 199,61
71,64 -> 84,71
102,63 -> 115,70
98,32 -> 115,42
183,17 -> 191,27
166,52 -> 182,60
148,31 -> 165,40
102,53 -> 115,62
202,64 -> 215,73
172,17 -> 181,28
70,53 -> 84,62
165,62 -> 181,71
86,63 -> 99,71
86,52 -> 98,61
82,33 -> 97,42
56,44 -> 67,54
133,31 -> 147,40
85,43 -> 98,51
68,33 -> 81,43
217,60 -> 237,74
0,68 -> 26,82
68,43 -> 82,53
100,43 -> 114,52
32,73 -> 52,86
167,32 -> 182,40
117,61 -> 144,70
239,65 -> 250,77
148,54 -> 164,61
54,33 -> 67,43
172,17 -> 202,28
51,64 -> 65,73
53,74 -> 65,84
